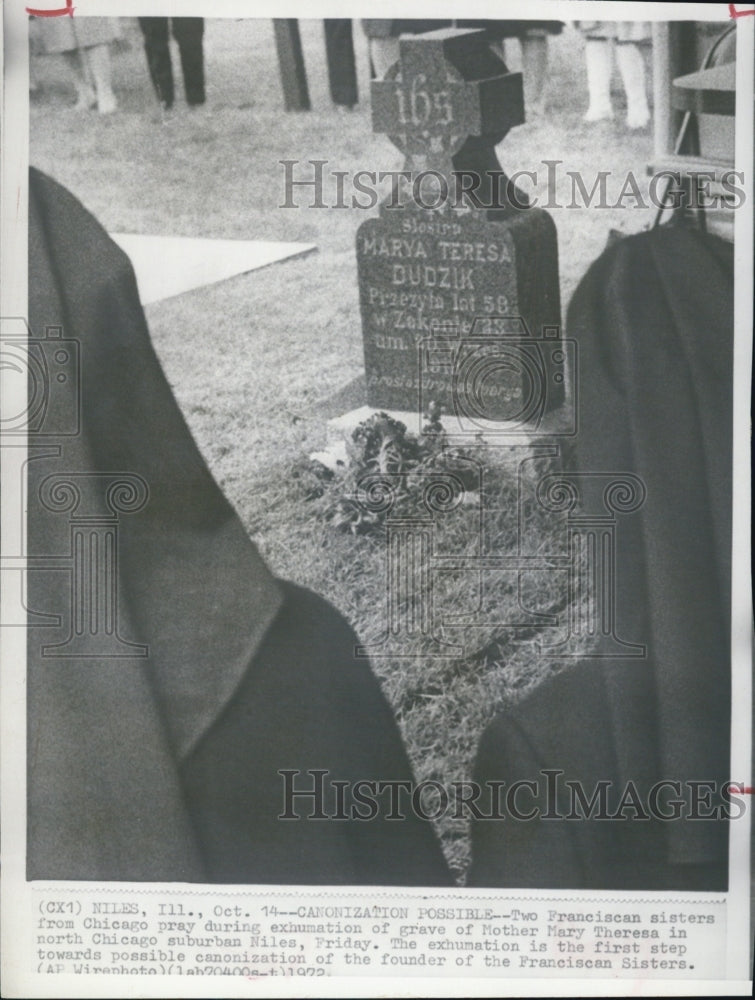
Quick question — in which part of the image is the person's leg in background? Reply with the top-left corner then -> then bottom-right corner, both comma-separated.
360,20 -> 399,80
85,43 -> 117,114
139,17 -> 174,110
39,16 -> 118,113
583,36 -> 614,122
520,31 -> 549,116
616,40 -> 650,129
172,17 -> 205,106
62,48 -> 96,110
324,19 -> 358,109
369,37 -> 399,79
62,44 -> 115,113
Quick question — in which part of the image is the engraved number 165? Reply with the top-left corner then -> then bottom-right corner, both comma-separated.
396,74 -> 454,127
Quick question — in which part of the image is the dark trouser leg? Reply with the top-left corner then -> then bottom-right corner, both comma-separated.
172,17 -> 205,106
138,17 -> 174,108
323,19 -> 358,107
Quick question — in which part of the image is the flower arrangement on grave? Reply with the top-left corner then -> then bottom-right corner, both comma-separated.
308,406 -> 481,536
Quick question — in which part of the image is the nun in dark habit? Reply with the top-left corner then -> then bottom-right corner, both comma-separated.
26,167 -> 451,887
468,49 -> 737,892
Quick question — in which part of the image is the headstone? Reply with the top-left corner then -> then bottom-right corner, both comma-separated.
355,28 -> 563,428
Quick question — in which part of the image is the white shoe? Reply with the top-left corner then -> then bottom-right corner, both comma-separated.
583,105 -> 614,123
97,91 -> 118,115
73,86 -> 96,111
626,110 -> 650,130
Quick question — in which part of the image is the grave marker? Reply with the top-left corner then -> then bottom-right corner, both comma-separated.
356,28 -> 563,425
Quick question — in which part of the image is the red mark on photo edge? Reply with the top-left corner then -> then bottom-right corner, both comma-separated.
26,0 -> 74,17
729,3 -> 755,16
726,784 -> 754,794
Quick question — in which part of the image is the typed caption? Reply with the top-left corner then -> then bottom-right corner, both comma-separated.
30,888 -> 726,981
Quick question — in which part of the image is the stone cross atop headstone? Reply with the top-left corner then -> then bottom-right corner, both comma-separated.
371,28 -> 525,211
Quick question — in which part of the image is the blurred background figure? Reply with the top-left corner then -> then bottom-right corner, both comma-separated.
578,21 -> 651,129
323,19 -> 358,110
32,16 -> 120,113
457,20 -> 563,116
138,17 -> 205,110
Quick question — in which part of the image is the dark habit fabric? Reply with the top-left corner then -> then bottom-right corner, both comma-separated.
26,167 -> 451,887
468,224 -> 733,891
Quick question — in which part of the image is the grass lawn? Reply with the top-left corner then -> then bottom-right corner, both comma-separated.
30,17 -> 658,881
